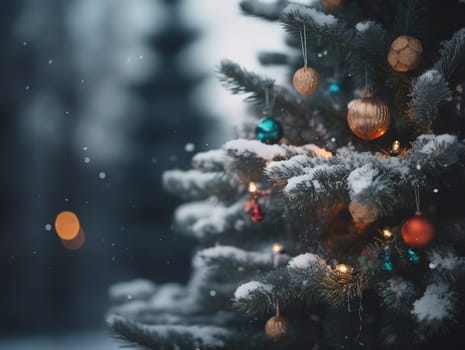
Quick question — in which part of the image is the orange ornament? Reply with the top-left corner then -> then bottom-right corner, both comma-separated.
401,215 -> 435,248
347,97 -> 391,140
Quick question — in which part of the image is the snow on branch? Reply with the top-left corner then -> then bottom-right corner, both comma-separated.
407,134 -> 465,171
284,164 -> 348,211
412,282 -> 457,331
218,60 -> 304,115
174,200 -> 245,238
408,70 -> 452,133
192,149 -> 230,172
266,155 -> 327,184
234,280 -> 273,301
427,246 -> 465,281
109,279 -> 157,303
434,28 -> 465,80
287,252 -> 326,270
233,280 -> 275,317
163,170 -> 234,200
225,139 -> 332,161
240,0 -> 287,21
108,314 -> 233,350
281,4 -> 353,53
194,245 -> 290,270
282,4 -> 338,28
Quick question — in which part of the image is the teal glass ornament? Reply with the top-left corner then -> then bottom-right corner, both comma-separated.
382,254 -> 393,271
407,248 -> 420,263
255,117 -> 283,144
328,82 -> 341,94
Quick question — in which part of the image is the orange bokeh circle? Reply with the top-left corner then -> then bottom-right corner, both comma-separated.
55,211 -> 80,240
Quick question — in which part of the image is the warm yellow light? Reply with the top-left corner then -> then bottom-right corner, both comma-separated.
55,211 -> 80,240
248,182 -> 257,193
391,140 -> 400,154
272,243 -> 284,253
336,264 -> 352,273
382,228 -> 393,239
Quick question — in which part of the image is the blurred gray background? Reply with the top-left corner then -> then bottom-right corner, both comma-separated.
0,0 -> 286,348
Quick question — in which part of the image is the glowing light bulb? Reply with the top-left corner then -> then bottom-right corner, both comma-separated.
382,228 -> 393,239
391,140 -> 400,153
272,243 -> 284,253
336,264 -> 352,273
248,182 -> 257,193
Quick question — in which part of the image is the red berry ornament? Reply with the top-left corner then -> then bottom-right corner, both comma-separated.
401,215 -> 434,248
251,201 -> 265,222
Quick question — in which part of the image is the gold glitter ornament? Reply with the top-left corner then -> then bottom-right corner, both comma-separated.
293,66 -> 320,95
387,35 -> 423,72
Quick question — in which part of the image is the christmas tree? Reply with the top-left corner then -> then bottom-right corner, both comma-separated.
106,1 -> 465,349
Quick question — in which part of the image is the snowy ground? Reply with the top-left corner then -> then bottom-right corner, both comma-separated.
0,329 -> 121,350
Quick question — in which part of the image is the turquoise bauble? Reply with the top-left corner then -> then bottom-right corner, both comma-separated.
255,118 -> 283,144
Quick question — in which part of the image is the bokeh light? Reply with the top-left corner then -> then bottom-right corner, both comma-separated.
61,228 -> 86,250
54,211 -> 81,240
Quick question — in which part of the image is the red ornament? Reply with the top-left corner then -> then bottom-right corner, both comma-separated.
251,201 -> 265,222
401,215 -> 435,248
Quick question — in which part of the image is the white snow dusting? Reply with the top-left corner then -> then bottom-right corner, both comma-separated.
224,139 -> 287,160
347,163 -> 379,196
284,164 -> 333,194
108,279 -> 156,302
412,283 -> 455,323
355,21 -> 371,32
428,249 -> 463,271
282,5 -> 338,27
234,280 -> 273,301
288,253 -> 325,269
192,149 -> 229,170
417,134 -> 457,155
162,169 -> 222,192
195,245 -> 276,268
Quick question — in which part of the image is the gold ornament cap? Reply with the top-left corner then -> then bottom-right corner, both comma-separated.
293,66 -> 320,95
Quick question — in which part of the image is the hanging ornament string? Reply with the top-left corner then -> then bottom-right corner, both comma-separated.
299,23 -> 308,68
274,296 -> 280,316
293,22 -> 320,95
263,85 -> 276,117
414,183 -> 421,216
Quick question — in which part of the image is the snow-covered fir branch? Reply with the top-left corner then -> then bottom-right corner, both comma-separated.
240,0 -> 288,21
434,28 -> 465,80
408,70 -> 452,132
192,149 -> 231,172
108,315 -> 235,350
173,200 -> 246,238
163,170 -> 236,200
218,60 -> 304,115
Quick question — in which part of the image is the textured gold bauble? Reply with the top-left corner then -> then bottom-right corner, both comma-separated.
321,0 -> 346,11
293,66 -> 320,95
264,315 -> 290,342
387,36 -> 423,72
347,97 -> 391,140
